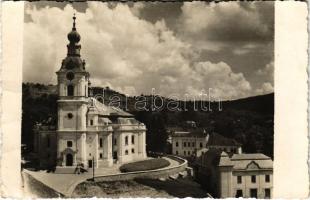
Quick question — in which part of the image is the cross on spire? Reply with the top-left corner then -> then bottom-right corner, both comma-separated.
72,13 -> 76,31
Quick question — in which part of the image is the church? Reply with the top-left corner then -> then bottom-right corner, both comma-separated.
33,15 -> 147,171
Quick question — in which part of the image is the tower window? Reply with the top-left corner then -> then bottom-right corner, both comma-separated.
125,150 -> 129,155
99,138 -> 103,148
131,148 -> 135,153
90,120 -> 93,126
100,153 -> 103,159
67,85 -> 74,96
67,113 -> 73,119
125,136 -> 128,145
67,141 -> 73,147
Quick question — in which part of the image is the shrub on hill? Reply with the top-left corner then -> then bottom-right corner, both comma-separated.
119,158 -> 170,172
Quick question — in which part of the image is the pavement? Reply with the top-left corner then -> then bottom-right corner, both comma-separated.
22,157 -> 180,197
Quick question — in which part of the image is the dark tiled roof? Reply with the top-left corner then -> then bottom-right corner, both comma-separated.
207,132 -> 241,146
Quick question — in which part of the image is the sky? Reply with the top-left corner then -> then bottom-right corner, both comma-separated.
23,1 -> 274,100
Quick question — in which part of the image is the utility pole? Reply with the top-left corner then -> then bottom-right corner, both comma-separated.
92,156 -> 95,181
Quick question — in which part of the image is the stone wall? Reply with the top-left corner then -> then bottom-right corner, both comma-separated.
23,171 -> 63,198
92,155 -> 188,182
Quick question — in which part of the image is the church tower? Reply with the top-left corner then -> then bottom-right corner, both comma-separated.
56,14 -> 89,167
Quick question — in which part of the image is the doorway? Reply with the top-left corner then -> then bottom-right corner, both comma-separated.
88,160 -> 93,168
66,154 -> 73,166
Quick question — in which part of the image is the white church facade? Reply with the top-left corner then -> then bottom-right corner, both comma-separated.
33,15 -> 147,171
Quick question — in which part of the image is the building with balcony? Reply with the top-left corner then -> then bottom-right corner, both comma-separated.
33,15 -> 147,171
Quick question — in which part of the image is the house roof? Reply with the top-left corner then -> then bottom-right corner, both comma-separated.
219,153 -> 273,170
231,153 -> 269,160
171,128 -> 209,138
218,152 -> 234,167
207,132 -> 241,147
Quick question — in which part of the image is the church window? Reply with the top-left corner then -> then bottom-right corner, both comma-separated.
200,142 -> 203,148
67,85 -> 74,96
67,113 -> 73,119
100,153 -> 103,159
90,120 -> 93,126
125,136 -> 128,145
184,151 -> 186,155
125,150 -> 129,155
114,138 -> 117,145
47,136 -> 50,148
176,142 -> 178,147
67,141 -> 73,147
176,151 -> 178,155
131,135 -> 135,144
192,142 -> 195,147
99,138 -> 103,147
183,142 -> 186,147
131,148 -> 135,153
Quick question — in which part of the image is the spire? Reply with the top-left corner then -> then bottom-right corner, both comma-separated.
72,13 -> 76,31
67,13 -> 81,57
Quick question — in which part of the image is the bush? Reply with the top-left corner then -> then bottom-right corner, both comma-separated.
120,158 -> 170,172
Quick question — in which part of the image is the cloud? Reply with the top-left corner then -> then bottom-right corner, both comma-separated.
256,61 -> 274,85
255,82 -> 273,95
254,61 -> 274,94
176,2 -> 274,55
24,2 -> 269,100
179,2 -> 273,42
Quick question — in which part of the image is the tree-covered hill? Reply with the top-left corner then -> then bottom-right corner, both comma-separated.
22,83 -> 274,158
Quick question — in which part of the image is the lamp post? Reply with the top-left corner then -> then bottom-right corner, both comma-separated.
92,156 -> 95,181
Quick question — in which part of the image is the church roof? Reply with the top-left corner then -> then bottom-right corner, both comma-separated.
88,98 -> 133,117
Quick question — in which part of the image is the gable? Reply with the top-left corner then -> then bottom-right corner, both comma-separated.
246,161 -> 260,170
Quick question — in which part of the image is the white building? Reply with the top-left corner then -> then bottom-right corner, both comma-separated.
33,15 -> 147,171
218,152 -> 273,198
171,128 -> 241,157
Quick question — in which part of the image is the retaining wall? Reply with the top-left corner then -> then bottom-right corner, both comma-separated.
23,171 -> 63,198
92,155 -> 188,182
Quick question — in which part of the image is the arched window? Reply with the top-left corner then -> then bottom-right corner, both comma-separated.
67,85 -> 74,96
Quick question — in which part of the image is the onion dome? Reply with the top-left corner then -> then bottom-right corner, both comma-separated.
67,14 -> 80,43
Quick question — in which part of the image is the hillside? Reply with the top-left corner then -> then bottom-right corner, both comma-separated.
22,83 -> 274,158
